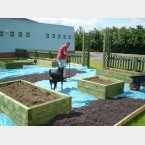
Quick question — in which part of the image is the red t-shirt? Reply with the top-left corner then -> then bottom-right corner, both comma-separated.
57,44 -> 67,60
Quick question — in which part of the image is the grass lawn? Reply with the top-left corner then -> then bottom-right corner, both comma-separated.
90,60 -> 102,69
125,111 -> 145,126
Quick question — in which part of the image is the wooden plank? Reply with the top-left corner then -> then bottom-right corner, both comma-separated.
78,75 -> 124,99
78,79 -> 106,92
0,80 -> 72,126
114,104 -> 145,126
0,104 -> 28,125
30,97 -> 71,113
29,107 -> 71,125
78,86 -> 105,99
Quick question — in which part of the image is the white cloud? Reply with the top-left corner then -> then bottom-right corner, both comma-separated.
29,18 -> 103,32
28,18 -> 145,32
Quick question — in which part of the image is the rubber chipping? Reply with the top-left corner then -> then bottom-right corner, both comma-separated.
0,64 -> 145,126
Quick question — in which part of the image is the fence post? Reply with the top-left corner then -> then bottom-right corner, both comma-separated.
134,57 -> 138,71
82,30 -> 85,66
102,31 -> 106,68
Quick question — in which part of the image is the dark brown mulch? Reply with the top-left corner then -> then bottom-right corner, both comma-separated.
0,68 -> 86,84
46,97 -> 145,126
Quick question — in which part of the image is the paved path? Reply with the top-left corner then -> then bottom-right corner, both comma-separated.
90,52 -> 103,62
89,52 -> 145,62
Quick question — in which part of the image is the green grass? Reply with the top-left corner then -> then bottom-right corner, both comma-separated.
125,111 -> 145,126
90,60 -> 102,69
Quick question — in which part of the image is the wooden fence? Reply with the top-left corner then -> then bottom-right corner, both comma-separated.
15,49 -> 82,65
105,53 -> 145,72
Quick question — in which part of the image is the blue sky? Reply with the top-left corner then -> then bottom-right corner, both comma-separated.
28,18 -> 145,32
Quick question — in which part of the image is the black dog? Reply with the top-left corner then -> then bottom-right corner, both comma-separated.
49,67 -> 64,90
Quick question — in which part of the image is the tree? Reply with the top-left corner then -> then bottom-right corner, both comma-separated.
74,26 -> 84,51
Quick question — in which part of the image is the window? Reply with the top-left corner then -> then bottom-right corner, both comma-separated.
68,35 -> 71,39
10,32 -> 14,37
0,31 -> 3,36
52,34 -> 55,38
58,34 -> 61,38
46,34 -> 49,38
18,32 -> 22,37
26,32 -> 30,37
63,35 -> 66,39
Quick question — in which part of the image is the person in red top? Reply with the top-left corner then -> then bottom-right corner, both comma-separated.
57,42 -> 70,79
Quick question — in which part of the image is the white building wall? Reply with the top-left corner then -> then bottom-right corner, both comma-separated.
0,19 -> 74,53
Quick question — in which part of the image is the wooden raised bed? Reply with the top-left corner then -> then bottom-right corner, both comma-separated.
0,80 -> 72,126
0,61 -> 23,69
35,59 -> 58,67
77,75 -> 124,99
97,68 -> 142,83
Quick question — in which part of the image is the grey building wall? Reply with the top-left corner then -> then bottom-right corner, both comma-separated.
0,19 -> 74,53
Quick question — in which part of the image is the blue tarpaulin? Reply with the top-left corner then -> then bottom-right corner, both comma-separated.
0,64 -> 96,126
1,64 -> 145,126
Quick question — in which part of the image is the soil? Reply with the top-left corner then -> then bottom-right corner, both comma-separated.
0,68 -> 145,125
85,77 -> 114,84
0,82 -> 56,107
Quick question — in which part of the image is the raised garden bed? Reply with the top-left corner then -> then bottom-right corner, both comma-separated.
0,80 -> 72,126
35,59 -> 58,67
97,68 -> 142,83
77,75 -> 124,99
0,61 -> 23,69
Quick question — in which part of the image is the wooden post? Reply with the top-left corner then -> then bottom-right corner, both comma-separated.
82,30 -> 85,66
134,57 -> 138,72
103,31 -> 106,68
87,33 -> 90,68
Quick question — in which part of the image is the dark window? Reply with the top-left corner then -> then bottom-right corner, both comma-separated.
10,32 -> 14,37
18,32 -> 22,37
58,34 -> 61,38
0,31 -> 3,36
46,34 -> 49,38
63,35 -> 66,39
52,34 -> 55,38
26,32 -> 30,37
68,35 -> 71,39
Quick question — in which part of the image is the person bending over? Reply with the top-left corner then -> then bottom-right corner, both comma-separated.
56,42 -> 70,79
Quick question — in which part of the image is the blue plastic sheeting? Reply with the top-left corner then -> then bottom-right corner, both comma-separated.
113,83 -> 145,99
0,65 -> 51,80
1,64 -> 145,126
34,65 -> 97,109
0,112 -> 17,126
0,64 -> 97,126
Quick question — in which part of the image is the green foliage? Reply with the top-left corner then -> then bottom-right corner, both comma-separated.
74,25 -> 145,54
74,26 -> 83,51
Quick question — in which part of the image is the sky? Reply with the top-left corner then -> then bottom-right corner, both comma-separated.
28,18 -> 145,32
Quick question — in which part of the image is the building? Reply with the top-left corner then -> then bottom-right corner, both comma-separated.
0,18 -> 74,57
